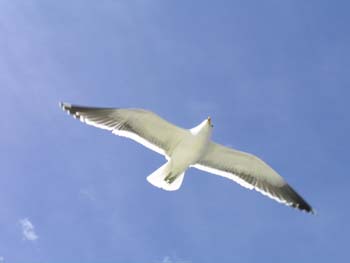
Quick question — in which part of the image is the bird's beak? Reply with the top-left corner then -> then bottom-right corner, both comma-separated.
207,117 -> 213,127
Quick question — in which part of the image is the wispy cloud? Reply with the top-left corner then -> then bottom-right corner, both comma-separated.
79,187 -> 96,201
0,256 -> 4,262
19,218 -> 38,241
161,256 -> 191,263
162,256 -> 172,263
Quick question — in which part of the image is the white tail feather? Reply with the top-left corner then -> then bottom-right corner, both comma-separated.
146,162 -> 185,191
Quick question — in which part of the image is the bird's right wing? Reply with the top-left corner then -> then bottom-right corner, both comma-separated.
60,103 -> 189,158
194,142 -> 314,213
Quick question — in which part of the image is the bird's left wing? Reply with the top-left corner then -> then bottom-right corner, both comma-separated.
193,142 -> 314,213
60,103 -> 189,157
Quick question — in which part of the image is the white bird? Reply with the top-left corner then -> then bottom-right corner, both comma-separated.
60,103 -> 314,213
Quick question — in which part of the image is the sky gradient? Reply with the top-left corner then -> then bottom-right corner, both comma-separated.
1,0 -> 349,262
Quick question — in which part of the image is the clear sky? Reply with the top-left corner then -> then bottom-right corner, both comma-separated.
1,0 -> 349,262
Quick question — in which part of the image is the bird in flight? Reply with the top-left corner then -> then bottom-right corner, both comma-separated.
60,102 -> 314,214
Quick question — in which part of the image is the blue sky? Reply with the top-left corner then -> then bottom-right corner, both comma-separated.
1,0 -> 349,262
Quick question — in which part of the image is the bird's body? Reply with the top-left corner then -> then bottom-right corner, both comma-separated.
147,118 -> 212,189
60,102 -> 314,213
172,119 -> 212,174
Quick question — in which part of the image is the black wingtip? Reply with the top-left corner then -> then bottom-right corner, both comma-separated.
301,205 -> 316,215
59,102 -> 71,110
297,202 -> 314,214
306,205 -> 317,215
283,184 -> 315,215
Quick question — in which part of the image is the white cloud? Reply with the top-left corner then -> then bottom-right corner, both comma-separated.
160,256 -> 191,263
79,187 -> 96,201
162,256 -> 172,263
19,218 -> 38,241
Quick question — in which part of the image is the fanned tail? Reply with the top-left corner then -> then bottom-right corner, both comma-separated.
146,162 -> 185,191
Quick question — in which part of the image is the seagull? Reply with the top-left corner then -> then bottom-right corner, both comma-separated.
60,102 -> 314,214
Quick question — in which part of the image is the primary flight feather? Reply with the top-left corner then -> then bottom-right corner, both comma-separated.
60,102 -> 314,213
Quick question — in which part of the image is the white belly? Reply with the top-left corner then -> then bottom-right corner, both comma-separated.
146,118 -> 212,190
169,132 -> 210,174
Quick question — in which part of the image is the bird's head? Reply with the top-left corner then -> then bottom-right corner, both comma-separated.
207,116 -> 214,128
190,117 -> 213,136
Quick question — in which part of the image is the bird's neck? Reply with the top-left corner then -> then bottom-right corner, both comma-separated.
190,120 -> 212,138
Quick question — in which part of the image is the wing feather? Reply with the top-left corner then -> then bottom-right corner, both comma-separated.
60,102 -> 188,157
194,142 -> 314,213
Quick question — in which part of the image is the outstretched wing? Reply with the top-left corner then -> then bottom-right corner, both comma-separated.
194,142 -> 314,213
60,103 -> 188,157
